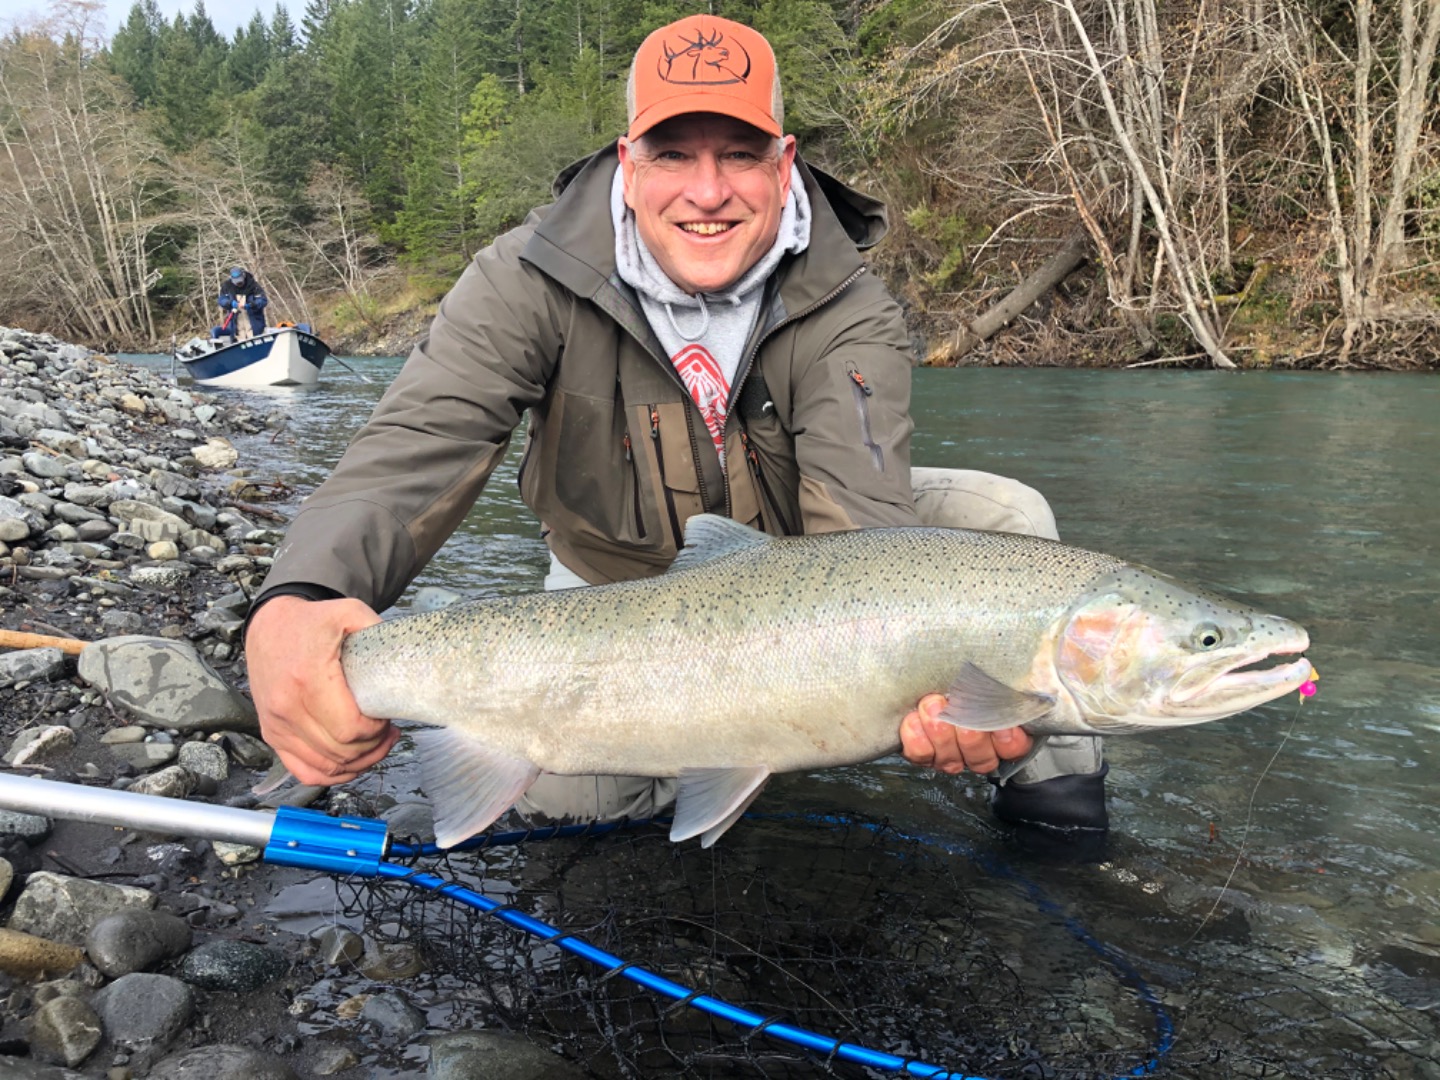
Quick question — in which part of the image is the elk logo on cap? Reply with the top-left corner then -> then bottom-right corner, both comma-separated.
659,27 -> 751,85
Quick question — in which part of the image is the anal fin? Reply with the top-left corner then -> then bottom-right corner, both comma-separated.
412,727 -> 539,849
670,766 -> 770,846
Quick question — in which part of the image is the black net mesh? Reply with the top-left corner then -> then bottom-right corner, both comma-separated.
331,810 -> 1440,1079
338,813 -> 1168,1079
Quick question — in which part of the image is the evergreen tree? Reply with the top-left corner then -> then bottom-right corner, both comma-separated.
393,0 -> 487,264
317,0 -> 416,218
225,13 -> 273,93
109,0 -> 163,104
153,14 -> 221,147
270,5 -> 298,57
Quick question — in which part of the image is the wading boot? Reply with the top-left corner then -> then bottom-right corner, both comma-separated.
990,735 -> 1109,832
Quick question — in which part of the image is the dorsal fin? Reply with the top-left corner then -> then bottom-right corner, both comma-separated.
668,514 -> 772,573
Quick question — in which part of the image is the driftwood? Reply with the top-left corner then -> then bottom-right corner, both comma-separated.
223,499 -> 288,523
926,230 -> 1091,366
0,628 -> 88,655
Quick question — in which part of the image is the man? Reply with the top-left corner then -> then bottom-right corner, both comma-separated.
214,266 -> 268,340
244,15 -> 1106,835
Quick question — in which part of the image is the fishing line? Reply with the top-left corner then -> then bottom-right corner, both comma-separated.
1184,674 -> 1316,946
384,811 -> 1175,1078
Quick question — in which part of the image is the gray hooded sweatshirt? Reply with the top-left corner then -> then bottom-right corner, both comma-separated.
610,163 -> 811,469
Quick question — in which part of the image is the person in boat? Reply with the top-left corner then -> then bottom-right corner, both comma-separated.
243,15 -> 1108,838
213,266 -> 269,340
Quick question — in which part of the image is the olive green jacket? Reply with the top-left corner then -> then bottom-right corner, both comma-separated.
260,144 -> 919,612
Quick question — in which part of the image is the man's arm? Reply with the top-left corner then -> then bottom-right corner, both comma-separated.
247,227 -> 564,781
255,227 -> 563,612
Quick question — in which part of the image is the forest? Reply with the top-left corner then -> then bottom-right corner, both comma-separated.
3,0 -> 1440,368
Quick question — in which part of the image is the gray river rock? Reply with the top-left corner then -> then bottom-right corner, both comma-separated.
126,764 -> 197,798
359,991 -> 427,1039
4,725 -> 75,766
85,909 -> 193,977
90,971 -> 195,1051
77,636 -> 259,733
147,1044 -> 299,1080
9,873 -> 157,946
426,1031 -> 587,1080
178,938 -> 289,991
0,1055 -> 84,1079
0,808 -> 51,843
0,646 -> 65,687
29,995 -> 103,1068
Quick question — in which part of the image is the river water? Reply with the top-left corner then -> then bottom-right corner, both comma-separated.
135,356 -> 1440,1076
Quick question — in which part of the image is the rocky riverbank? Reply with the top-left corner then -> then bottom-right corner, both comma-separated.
0,329 -> 582,1079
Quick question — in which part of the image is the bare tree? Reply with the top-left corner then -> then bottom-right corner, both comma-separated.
296,163 -> 386,326
0,3 -> 169,347
172,121 -> 319,334
1275,0 -> 1440,360
873,0 -> 1282,367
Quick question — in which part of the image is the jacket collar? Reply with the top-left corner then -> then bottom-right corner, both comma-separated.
521,141 -> 888,319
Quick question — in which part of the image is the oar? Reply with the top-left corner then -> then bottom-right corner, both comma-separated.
0,628 -> 88,655
330,355 -> 373,384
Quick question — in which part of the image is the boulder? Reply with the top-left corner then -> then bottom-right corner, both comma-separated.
77,636 -> 258,733
9,872 -> 157,946
90,972 -> 194,1051
85,909 -> 193,978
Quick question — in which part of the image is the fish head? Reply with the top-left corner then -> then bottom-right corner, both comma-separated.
1052,566 -> 1312,733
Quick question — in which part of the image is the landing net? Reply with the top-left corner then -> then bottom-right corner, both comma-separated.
336,811 -> 1174,1078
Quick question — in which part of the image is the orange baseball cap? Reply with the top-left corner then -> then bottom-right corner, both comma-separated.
627,15 -> 781,140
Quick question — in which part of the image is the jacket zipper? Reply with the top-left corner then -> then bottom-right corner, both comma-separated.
622,431 -> 646,539
740,430 -> 796,535
846,363 -> 884,471
647,405 -> 685,548
721,265 -> 869,517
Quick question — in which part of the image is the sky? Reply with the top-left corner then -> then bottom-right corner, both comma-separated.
0,0 -> 270,40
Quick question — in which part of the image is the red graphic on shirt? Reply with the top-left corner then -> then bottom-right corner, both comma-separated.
672,343 -> 730,460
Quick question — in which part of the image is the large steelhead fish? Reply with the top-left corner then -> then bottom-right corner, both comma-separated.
342,516 -> 1311,849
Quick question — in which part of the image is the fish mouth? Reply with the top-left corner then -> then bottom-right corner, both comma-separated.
1169,628 -> 1312,711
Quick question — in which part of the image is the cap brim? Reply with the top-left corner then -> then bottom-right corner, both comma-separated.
628,93 -> 782,140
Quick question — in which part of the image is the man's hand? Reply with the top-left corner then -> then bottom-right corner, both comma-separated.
900,693 -> 1033,775
245,596 -> 398,785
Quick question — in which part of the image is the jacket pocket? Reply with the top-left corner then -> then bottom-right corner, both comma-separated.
650,403 -> 699,549
846,362 -> 885,472
623,431 -> 647,540
739,430 -> 796,535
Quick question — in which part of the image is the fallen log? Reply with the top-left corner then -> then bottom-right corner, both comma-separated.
926,230 -> 1091,366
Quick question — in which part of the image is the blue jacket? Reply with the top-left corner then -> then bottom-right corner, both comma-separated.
218,272 -> 269,311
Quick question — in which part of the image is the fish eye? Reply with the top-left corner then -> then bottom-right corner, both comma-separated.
1193,623 -> 1224,650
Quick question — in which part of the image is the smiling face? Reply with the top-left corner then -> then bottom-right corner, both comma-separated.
619,114 -> 796,296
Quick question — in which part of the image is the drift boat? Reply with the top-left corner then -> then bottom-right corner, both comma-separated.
173,324 -> 331,388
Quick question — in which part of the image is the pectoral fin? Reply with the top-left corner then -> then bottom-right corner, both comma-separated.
670,766 -> 770,846
251,762 -> 293,796
937,662 -> 1057,732
412,728 -> 539,849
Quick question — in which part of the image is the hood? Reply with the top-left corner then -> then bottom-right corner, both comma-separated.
525,141 -> 890,320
